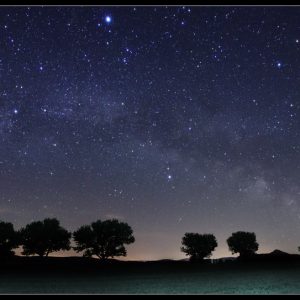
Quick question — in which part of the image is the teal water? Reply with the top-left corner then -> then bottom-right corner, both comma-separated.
1,268 -> 300,294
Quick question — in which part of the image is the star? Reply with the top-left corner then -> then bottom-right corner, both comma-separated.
105,16 -> 112,24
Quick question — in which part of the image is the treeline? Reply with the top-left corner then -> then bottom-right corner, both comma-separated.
0,218 -> 269,261
0,218 -> 134,260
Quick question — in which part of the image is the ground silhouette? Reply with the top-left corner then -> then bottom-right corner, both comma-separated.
1,250 -> 300,277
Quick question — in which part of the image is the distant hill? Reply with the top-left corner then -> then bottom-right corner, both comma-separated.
0,250 -> 300,274
253,249 -> 300,262
208,250 -> 300,264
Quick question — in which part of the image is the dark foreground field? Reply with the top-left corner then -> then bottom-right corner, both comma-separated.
1,254 -> 300,294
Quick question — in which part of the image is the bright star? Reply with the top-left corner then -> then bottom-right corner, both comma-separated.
167,175 -> 172,180
13,109 -> 18,114
105,16 -> 112,24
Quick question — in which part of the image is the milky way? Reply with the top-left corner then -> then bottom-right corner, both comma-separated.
1,6 -> 300,259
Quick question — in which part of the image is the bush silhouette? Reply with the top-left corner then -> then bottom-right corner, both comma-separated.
0,220 -> 20,257
20,218 -> 71,257
73,219 -> 135,260
181,233 -> 218,262
227,231 -> 259,258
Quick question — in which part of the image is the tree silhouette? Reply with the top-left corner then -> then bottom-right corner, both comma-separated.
181,233 -> 218,262
227,231 -> 259,258
20,218 -> 71,257
0,220 -> 20,257
73,219 -> 135,260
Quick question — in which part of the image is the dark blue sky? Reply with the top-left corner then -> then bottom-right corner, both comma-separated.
1,6 -> 300,259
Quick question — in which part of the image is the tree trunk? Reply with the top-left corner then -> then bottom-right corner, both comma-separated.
99,255 -> 107,262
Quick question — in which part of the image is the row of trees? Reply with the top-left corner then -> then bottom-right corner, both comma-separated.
0,218 -> 134,260
181,232 -> 259,261
1,218 -> 259,261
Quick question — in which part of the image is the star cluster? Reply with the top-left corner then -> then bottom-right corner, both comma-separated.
1,6 -> 300,259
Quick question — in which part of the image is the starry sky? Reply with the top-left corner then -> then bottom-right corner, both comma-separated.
1,5 -> 300,260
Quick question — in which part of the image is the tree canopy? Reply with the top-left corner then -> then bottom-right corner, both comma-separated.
0,220 -> 19,257
227,231 -> 259,258
181,233 -> 218,262
20,218 -> 71,257
73,219 -> 135,260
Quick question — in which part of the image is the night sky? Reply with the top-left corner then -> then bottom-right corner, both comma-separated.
1,6 -> 300,260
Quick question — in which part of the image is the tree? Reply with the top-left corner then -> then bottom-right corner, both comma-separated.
20,218 -> 71,257
73,219 -> 135,260
0,221 -> 20,257
227,231 -> 259,258
181,233 -> 218,262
